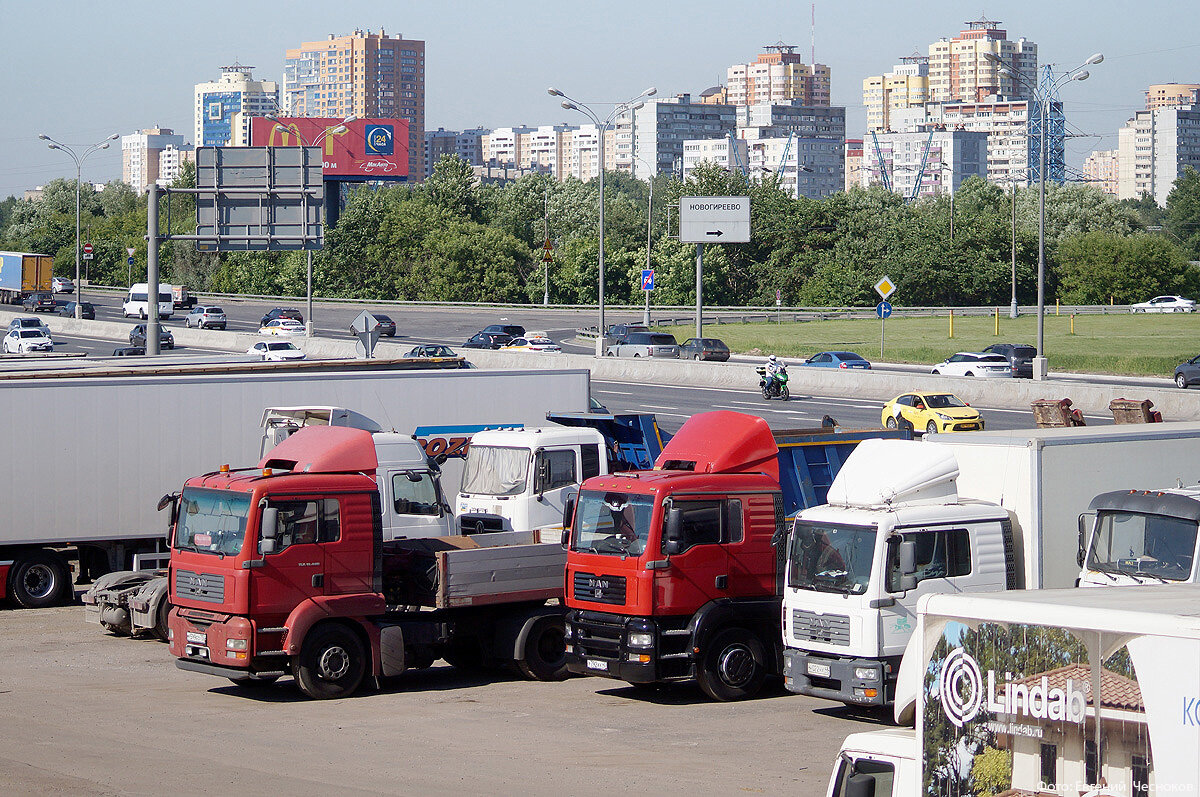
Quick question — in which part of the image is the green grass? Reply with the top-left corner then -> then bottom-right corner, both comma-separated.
660,312 -> 1200,377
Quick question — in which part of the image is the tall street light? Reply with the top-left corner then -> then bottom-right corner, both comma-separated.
549,85 -> 657,355
265,115 -> 356,335
984,51 -> 1102,379
38,132 -> 119,318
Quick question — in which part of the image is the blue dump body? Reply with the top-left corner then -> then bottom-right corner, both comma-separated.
773,426 -> 912,517
546,412 -> 673,471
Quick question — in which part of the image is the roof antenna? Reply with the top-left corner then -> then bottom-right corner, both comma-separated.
811,2 -> 816,64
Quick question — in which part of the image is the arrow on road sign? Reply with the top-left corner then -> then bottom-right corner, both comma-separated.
705,229 -> 724,237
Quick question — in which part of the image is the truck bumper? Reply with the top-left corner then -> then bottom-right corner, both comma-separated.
783,649 -> 889,706
564,609 -> 668,684
175,658 -> 286,681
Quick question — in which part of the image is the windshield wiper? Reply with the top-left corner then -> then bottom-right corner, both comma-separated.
1131,570 -> 1170,583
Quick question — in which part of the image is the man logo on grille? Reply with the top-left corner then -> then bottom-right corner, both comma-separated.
939,647 -> 984,727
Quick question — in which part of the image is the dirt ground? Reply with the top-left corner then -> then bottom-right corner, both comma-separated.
0,604 -> 892,796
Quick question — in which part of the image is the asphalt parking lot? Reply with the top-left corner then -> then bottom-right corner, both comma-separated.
0,602 -> 888,796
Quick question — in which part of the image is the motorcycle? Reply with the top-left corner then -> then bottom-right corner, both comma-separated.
756,364 -> 789,401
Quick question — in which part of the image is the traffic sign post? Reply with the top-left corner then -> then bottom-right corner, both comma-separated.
350,310 -> 381,359
875,290 -> 895,359
679,197 -> 752,338
82,243 -> 93,260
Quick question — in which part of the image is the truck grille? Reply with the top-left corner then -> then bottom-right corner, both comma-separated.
175,570 -> 225,603
572,572 -> 627,605
792,609 -> 850,646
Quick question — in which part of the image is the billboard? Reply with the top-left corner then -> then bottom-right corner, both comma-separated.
250,117 -> 408,181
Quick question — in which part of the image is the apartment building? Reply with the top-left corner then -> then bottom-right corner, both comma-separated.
122,127 -> 187,195
863,54 -> 930,132
859,129 -> 988,198
845,139 -> 864,192
157,144 -> 196,187
735,103 -> 845,198
423,128 -> 488,177
681,137 -> 748,176
283,29 -> 425,179
726,44 -> 830,107
621,94 -> 738,178
927,17 -> 1037,104
193,63 -> 279,147
1146,83 -> 1200,110
1083,150 -> 1119,195
1118,105 -> 1200,205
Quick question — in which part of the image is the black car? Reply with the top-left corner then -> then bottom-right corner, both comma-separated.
260,307 -> 304,327
350,313 -> 396,337
463,332 -> 513,349
679,337 -> 731,362
406,344 -> 457,358
112,346 -> 145,356
22,292 -> 56,313
1176,355 -> 1200,389
481,323 -> 525,338
56,301 -> 96,320
982,343 -> 1036,379
604,323 -> 650,345
129,324 -> 174,350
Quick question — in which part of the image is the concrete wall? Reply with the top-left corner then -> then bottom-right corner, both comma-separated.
6,310 -> 1200,421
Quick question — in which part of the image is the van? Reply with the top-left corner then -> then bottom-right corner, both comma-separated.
122,283 -> 174,320
604,331 -> 679,358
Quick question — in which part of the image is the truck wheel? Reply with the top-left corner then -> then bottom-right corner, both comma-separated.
516,616 -> 568,681
153,598 -> 172,642
9,550 -> 70,608
293,624 -> 366,699
697,627 -> 766,702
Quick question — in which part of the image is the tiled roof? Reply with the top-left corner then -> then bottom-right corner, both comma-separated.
1012,664 -> 1144,712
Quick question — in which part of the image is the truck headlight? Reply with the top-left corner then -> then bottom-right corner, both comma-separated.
854,667 -> 879,681
226,638 -> 248,651
627,632 -> 654,648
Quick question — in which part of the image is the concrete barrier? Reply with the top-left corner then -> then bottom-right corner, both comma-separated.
5,309 -> 1199,421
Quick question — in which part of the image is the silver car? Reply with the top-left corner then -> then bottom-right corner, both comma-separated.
604,332 -> 680,358
185,305 -> 227,329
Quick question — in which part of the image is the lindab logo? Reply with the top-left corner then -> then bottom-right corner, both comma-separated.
939,647 -> 1088,727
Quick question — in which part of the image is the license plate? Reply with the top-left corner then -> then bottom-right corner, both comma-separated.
807,662 -> 831,678
586,658 -> 609,672
186,631 -> 206,645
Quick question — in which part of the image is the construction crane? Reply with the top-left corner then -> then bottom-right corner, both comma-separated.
907,127 -> 938,202
726,132 -> 747,176
869,131 -> 892,193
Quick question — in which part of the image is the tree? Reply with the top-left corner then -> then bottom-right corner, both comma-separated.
1165,166 -> 1200,260
969,747 -> 1012,797
424,155 -> 481,222
1119,191 -> 1164,229
1056,231 -> 1196,304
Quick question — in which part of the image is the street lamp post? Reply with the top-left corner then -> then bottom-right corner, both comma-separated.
984,51 -> 1101,379
38,132 -> 119,318
549,86 -> 657,355
264,115 -> 356,336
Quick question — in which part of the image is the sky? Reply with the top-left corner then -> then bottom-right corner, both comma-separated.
2,0 -> 1197,199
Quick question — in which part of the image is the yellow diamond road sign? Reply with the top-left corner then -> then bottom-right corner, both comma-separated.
874,276 -> 896,300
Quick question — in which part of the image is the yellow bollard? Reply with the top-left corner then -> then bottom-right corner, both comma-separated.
1056,299 -> 1060,316
1070,314 -> 1075,335
994,308 -> 999,336
1110,294 -> 1114,306
949,309 -> 954,338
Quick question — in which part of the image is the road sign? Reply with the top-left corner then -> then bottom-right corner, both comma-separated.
679,196 -> 751,244
876,301 -> 893,319
82,243 -> 93,260
775,289 -> 781,307
641,269 -> 655,291
874,276 -> 896,300
541,238 -> 553,263
127,257 -> 135,266
351,310 -> 381,358
127,247 -> 136,257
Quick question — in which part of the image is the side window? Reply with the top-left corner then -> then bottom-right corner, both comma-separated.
724,499 -> 744,543
889,528 -> 971,585
267,498 -> 339,553
536,449 -> 577,492
580,444 -> 601,480
665,499 -> 743,553
812,353 -> 830,363
391,471 -> 441,516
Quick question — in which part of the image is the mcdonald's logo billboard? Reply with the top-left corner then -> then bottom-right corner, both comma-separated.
249,117 -> 408,181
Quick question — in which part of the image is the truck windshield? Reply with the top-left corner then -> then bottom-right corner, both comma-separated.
572,490 -> 654,556
173,488 -> 252,557
1087,511 -> 1196,581
788,521 -> 876,594
460,445 -> 529,496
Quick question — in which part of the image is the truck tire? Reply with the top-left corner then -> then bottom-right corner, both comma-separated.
153,597 -> 172,642
696,627 -> 766,702
9,550 -> 70,608
516,616 -> 568,681
293,624 -> 366,700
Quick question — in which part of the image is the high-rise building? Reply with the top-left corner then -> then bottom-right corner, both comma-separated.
726,44 -> 830,107
859,129 -> 988,197
682,138 -> 748,177
194,63 -> 279,147
423,127 -> 489,178
927,17 -> 1037,104
621,94 -> 738,178
1146,84 -> 1200,110
1083,150 -> 1119,195
735,104 -> 845,198
122,127 -> 186,194
284,29 -> 425,179
1118,106 -> 1200,205
863,54 -> 930,132
845,140 -> 863,192
158,144 -> 196,187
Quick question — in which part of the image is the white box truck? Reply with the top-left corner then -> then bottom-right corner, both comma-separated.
783,422 -> 1200,708
826,585 -> 1200,797
0,362 -> 590,608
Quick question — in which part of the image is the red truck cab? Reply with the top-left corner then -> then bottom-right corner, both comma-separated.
564,412 -> 786,700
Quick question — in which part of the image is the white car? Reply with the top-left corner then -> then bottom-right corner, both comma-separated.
1130,295 -> 1196,313
51,277 -> 75,294
931,352 -> 1013,378
3,328 -> 54,354
248,341 -> 306,361
503,336 -> 562,353
258,318 -> 305,336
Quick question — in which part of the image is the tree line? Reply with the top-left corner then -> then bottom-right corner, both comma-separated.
3,157 -> 1199,308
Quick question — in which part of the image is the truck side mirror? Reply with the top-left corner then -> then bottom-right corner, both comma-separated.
1077,512 -> 1096,568
663,507 -> 684,556
844,773 -> 877,797
261,507 -> 278,540
561,494 -> 577,549
886,535 -> 918,593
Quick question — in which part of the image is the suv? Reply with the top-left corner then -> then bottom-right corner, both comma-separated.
185,306 -> 227,329
129,324 -> 174,350
260,307 -> 304,327
481,323 -> 525,338
604,323 -> 650,346
605,331 -> 680,358
55,302 -> 95,320
463,332 -> 513,349
22,292 -> 56,312
982,343 -> 1036,379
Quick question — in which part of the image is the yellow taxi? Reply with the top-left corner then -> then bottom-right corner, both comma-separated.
881,391 -> 983,435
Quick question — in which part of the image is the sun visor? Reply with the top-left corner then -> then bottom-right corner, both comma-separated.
825,439 -> 959,507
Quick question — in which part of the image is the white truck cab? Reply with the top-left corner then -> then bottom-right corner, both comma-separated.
1078,485 -> 1200,587
456,426 -> 607,535
825,729 -> 917,797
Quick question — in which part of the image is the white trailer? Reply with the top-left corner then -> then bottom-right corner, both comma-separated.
0,363 -> 590,608
827,586 -> 1200,797
782,422 -> 1200,708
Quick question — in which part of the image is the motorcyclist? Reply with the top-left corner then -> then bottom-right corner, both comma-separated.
763,355 -> 785,395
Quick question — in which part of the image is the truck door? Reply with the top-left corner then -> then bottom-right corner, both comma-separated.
253,497 -> 338,624
654,498 -> 732,611
532,446 -> 582,528
383,468 -> 450,540
879,526 -> 973,657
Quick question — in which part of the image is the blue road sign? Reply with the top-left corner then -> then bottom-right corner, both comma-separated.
127,257 -> 135,266
876,301 -> 893,319
641,269 -> 655,291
